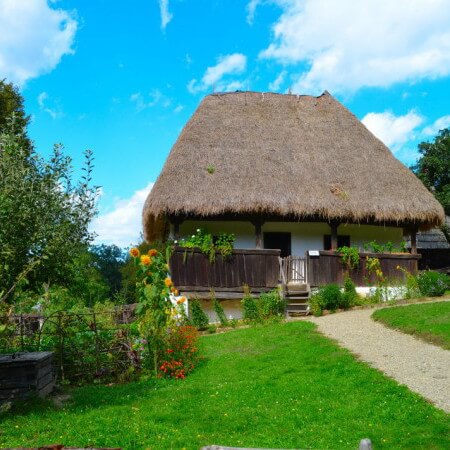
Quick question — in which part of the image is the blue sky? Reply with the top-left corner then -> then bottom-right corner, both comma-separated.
1,0 -> 450,246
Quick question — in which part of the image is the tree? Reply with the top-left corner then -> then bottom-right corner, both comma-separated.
0,117 -> 99,302
0,79 -> 32,153
90,244 -> 126,298
413,128 -> 450,215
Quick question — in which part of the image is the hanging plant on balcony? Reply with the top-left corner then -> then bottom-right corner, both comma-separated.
178,229 -> 235,263
336,246 -> 360,271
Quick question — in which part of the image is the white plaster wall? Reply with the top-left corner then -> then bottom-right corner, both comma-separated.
179,220 -> 403,256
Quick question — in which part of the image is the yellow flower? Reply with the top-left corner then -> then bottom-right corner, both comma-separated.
164,277 -> 172,287
140,255 -> 151,266
148,248 -> 158,257
130,247 -> 140,258
177,296 -> 186,304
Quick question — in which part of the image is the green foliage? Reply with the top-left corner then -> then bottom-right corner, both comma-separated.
320,284 -> 343,311
0,79 -> 31,153
189,299 -> 209,330
363,240 -> 408,253
336,246 -> 360,270
342,276 -> 358,309
90,244 -> 126,298
179,228 -> 235,262
120,240 -> 168,303
412,128 -> 450,215
309,292 -> 324,316
417,271 -> 450,297
242,289 -> 285,323
212,291 -> 228,327
310,283 -> 354,315
0,117 -> 98,303
258,289 -> 285,318
206,164 -> 215,174
241,292 -> 260,323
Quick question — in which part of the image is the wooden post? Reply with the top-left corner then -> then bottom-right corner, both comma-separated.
251,218 -> 264,249
410,226 -> 418,254
329,220 -> 340,250
168,217 -> 183,241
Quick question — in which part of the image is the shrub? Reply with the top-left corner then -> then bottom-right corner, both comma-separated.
309,292 -> 325,316
341,277 -> 358,309
189,299 -> 209,330
159,325 -> 200,379
212,294 -> 228,327
259,289 -> 285,318
417,271 -> 450,297
241,293 -> 260,323
320,284 -> 343,311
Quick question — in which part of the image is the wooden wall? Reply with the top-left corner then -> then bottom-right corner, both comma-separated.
170,247 -> 280,292
307,251 -> 421,287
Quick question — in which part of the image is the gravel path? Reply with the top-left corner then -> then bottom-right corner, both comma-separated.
309,306 -> 450,413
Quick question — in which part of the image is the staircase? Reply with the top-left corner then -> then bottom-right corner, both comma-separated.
285,282 -> 311,316
279,256 -> 311,316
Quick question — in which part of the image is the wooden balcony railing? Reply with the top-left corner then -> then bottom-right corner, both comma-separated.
307,250 -> 421,287
170,247 -> 281,294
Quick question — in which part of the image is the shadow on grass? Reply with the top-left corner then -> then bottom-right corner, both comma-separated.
4,356 -> 211,420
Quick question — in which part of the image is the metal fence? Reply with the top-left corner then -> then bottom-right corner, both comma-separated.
0,305 -> 140,384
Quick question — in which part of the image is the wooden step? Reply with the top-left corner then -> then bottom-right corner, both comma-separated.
286,302 -> 310,316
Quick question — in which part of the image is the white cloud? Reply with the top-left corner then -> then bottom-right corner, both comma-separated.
188,53 -> 247,94
159,0 -> 172,31
269,70 -> 287,91
173,105 -> 184,113
258,0 -> 450,94
37,91 -> 63,119
91,182 -> 154,247
246,0 -> 262,25
0,0 -> 77,86
422,115 -> 450,136
130,90 -> 169,111
362,110 -> 424,151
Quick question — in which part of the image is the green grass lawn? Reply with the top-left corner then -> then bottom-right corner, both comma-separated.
1,322 -> 448,450
372,301 -> 450,350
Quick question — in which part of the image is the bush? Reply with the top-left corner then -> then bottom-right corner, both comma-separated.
342,277 -> 358,309
259,289 -> 285,318
241,294 -> 260,323
309,292 -> 324,316
189,299 -> 209,330
159,325 -> 200,379
320,284 -> 343,311
212,296 -> 228,327
417,271 -> 450,297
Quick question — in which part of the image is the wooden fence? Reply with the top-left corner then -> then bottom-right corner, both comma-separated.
307,251 -> 421,287
170,247 -> 280,293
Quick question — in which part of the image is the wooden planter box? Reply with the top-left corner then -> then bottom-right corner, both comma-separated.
0,351 -> 55,401
307,251 -> 421,287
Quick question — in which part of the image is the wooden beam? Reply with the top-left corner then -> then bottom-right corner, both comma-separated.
329,220 -> 340,250
410,226 -> 418,254
251,218 -> 264,249
168,217 -> 183,240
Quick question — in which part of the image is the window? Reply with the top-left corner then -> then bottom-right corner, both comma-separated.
323,235 -> 350,250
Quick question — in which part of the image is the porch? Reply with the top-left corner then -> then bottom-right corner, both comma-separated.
169,247 -> 421,297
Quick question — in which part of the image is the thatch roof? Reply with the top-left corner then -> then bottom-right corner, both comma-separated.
143,91 -> 444,240
406,216 -> 450,249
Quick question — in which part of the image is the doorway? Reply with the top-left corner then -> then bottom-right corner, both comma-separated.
263,232 -> 292,257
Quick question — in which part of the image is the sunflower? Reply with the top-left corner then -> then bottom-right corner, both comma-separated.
164,277 -> 172,287
140,255 -> 151,266
148,249 -> 158,257
129,247 -> 140,258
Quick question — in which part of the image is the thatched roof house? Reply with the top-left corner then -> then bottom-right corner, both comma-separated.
143,91 -> 444,246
